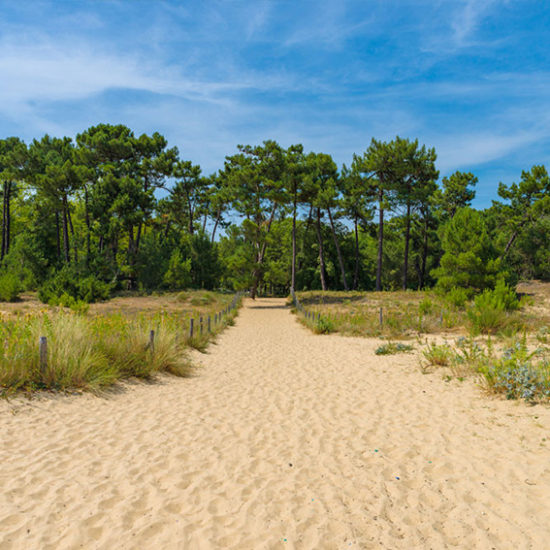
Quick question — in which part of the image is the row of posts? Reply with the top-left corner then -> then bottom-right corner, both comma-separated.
290,290 -> 445,332
290,289 -> 321,323
187,291 -> 243,339
38,291 -> 244,373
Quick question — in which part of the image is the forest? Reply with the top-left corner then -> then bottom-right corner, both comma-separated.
0,122 -> 548,306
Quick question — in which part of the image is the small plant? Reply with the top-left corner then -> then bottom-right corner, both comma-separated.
375,342 -> 414,355
422,341 -> 453,366
444,287 -> 470,309
467,283 -> 520,334
313,317 -> 335,334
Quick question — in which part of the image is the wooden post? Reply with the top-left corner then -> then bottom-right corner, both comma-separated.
208,315 -> 211,333
39,336 -> 47,374
200,316 -> 203,334
149,330 -> 155,353
379,307 -> 383,329
189,318 -> 194,339
214,313 -> 218,324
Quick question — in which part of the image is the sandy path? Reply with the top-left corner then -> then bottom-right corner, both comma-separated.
1,298 -> 550,549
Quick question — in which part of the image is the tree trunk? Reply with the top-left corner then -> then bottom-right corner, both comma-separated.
188,199 -> 194,235
297,204 -> 313,273
250,204 -> 278,299
67,207 -> 77,264
504,231 -> 518,255
56,212 -> 61,259
62,195 -> 70,264
353,215 -> 360,290
376,189 -> 384,291
327,206 -> 348,290
5,182 -> 11,257
84,185 -> 91,265
135,223 -> 143,254
315,207 -> 327,291
211,209 -> 221,243
420,216 -> 429,289
291,192 -> 297,291
1,183 -> 7,260
402,199 -> 411,290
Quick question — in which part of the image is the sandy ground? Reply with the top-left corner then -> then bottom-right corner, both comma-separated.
1,298 -> 550,549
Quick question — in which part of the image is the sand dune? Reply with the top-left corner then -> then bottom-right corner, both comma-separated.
1,297 -> 550,549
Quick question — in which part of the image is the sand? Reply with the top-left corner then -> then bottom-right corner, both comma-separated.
1,298 -> 550,549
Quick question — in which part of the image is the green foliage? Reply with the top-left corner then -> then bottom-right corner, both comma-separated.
375,342 -> 414,355
481,338 -> 550,402
0,271 -> 21,301
467,280 -> 520,334
421,341 -> 452,367
163,249 -> 192,289
313,317 -> 335,334
443,287 -> 470,309
38,267 -> 111,305
433,208 -> 502,292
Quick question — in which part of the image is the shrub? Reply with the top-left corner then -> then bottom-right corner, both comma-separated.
422,341 -> 452,366
467,282 -> 520,335
39,268 -> 111,305
163,249 -> 192,290
313,317 -> 335,334
481,339 -> 550,402
0,271 -> 21,302
375,342 -> 414,355
490,279 -> 520,311
444,287 -> 470,309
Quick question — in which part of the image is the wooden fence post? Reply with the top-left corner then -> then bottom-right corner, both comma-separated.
149,330 -> 155,354
379,307 -> 383,329
200,316 -> 203,334
39,336 -> 47,374
208,315 -> 211,333
189,318 -> 194,339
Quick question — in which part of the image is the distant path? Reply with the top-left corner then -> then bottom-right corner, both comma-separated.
1,298 -> 550,549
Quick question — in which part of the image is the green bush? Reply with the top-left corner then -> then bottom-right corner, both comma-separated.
163,249 -> 192,290
0,271 -> 21,302
422,341 -> 452,366
39,267 -> 111,305
467,281 -> 520,334
490,279 -> 520,311
444,287 -> 470,309
313,317 -> 335,334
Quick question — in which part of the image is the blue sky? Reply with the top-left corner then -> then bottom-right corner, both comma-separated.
0,0 -> 549,207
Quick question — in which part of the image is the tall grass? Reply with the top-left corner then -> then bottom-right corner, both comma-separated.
0,293 -> 242,394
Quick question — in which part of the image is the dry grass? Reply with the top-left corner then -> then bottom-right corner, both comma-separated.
295,284 -> 550,340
